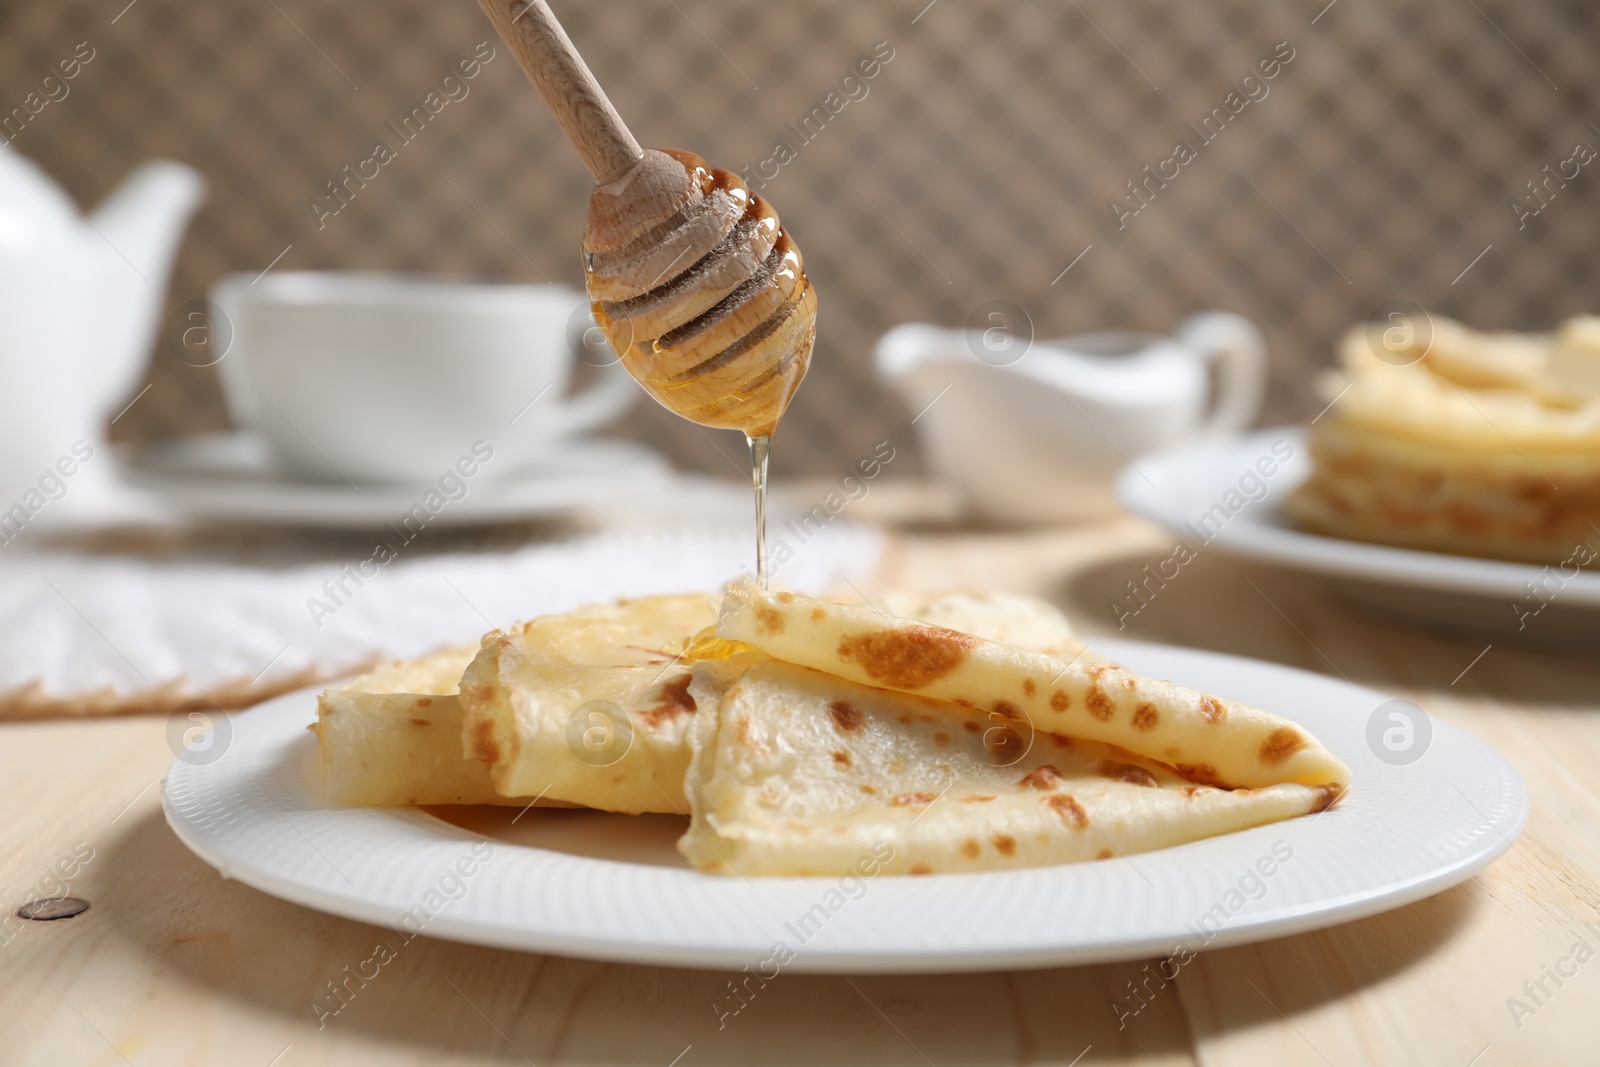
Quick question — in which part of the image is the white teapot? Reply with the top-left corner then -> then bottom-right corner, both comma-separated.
876,312 -> 1267,525
0,142 -> 203,510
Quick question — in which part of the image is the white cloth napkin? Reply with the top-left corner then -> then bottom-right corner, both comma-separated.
0,517 -> 886,717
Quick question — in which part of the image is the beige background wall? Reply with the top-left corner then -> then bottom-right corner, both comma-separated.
4,0 -> 1597,476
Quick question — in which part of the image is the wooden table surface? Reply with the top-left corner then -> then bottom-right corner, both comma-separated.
3,516 -> 1597,1066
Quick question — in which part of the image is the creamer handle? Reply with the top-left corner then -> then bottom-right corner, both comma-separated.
1177,311 -> 1268,438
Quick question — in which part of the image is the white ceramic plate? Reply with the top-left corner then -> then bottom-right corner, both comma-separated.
163,639 -> 1526,973
116,431 -> 673,528
1117,427 -> 1600,611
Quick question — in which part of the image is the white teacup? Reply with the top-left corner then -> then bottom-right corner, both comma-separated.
211,273 -> 634,484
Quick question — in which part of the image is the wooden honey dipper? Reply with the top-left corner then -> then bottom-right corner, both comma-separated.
477,0 -> 817,441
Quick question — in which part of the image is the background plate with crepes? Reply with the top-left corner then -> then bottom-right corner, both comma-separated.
1118,428 -> 1600,651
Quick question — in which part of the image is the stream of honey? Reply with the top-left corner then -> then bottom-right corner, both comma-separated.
747,433 -> 772,589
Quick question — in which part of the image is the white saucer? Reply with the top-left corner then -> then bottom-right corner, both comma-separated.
163,639 -> 1526,974
116,431 -> 673,528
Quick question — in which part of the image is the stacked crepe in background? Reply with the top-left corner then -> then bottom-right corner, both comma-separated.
1287,315 -> 1600,564
314,584 -> 1349,876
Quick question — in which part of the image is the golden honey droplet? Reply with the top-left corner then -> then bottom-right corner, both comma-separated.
678,624 -> 757,664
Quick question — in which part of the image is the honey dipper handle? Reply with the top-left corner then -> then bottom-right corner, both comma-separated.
477,0 -> 644,183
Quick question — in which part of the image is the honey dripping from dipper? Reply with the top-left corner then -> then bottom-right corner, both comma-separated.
584,149 -> 817,590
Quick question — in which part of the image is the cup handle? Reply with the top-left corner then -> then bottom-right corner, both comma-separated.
1176,311 -> 1268,438
545,360 -> 637,437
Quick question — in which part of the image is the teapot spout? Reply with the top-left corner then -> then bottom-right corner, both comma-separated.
87,160 -> 205,414
90,159 -> 205,283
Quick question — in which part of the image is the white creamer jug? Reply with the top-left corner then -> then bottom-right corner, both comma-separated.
876,312 -> 1267,524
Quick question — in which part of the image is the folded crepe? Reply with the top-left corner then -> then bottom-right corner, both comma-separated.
317,582 -> 1349,879
455,590 -> 1098,815
682,657 -> 1343,875
717,581 -> 1350,792
313,646 -> 531,807
458,594 -> 719,815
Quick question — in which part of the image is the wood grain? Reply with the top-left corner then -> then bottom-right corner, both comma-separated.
476,0 -> 641,183
1,516 -> 1596,1065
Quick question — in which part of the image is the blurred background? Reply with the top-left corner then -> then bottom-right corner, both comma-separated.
6,0 -> 1599,478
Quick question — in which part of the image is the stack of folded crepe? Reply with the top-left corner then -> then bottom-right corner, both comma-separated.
1288,315 -> 1600,564
314,584 -> 1348,876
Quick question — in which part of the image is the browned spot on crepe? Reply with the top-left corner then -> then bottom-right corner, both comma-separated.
892,791 -> 938,807
1085,686 -> 1114,721
1174,763 -> 1227,787
755,605 -> 785,634
1097,760 -> 1157,787
961,794 -> 996,802
1018,765 -> 1064,790
835,625 -> 976,688
992,833 -> 1017,857
1310,783 -> 1344,812
986,727 -> 1025,764
639,674 -> 697,728
1046,793 -> 1089,828
832,750 -> 851,766
1096,849 -> 1113,860
1122,677 -> 1137,690
860,784 -> 878,795
961,838 -> 980,859
910,864 -> 932,875
809,606 -> 826,620
828,700 -> 863,733
468,718 -> 499,764
1131,703 -> 1159,731
1023,678 -> 1036,696
737,719 -> 758,748
961,720 -> 981,733
415,697 -> 433,707
776,591 -> 795,603
408,717 -> 431,726
1050,735 -> 1074,749
1260,726 -> 1308,764
991,700 -> 1020,720
1199,696 -> 1227,724
1050,690 -> 1070,712
933,731 -> 951,747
